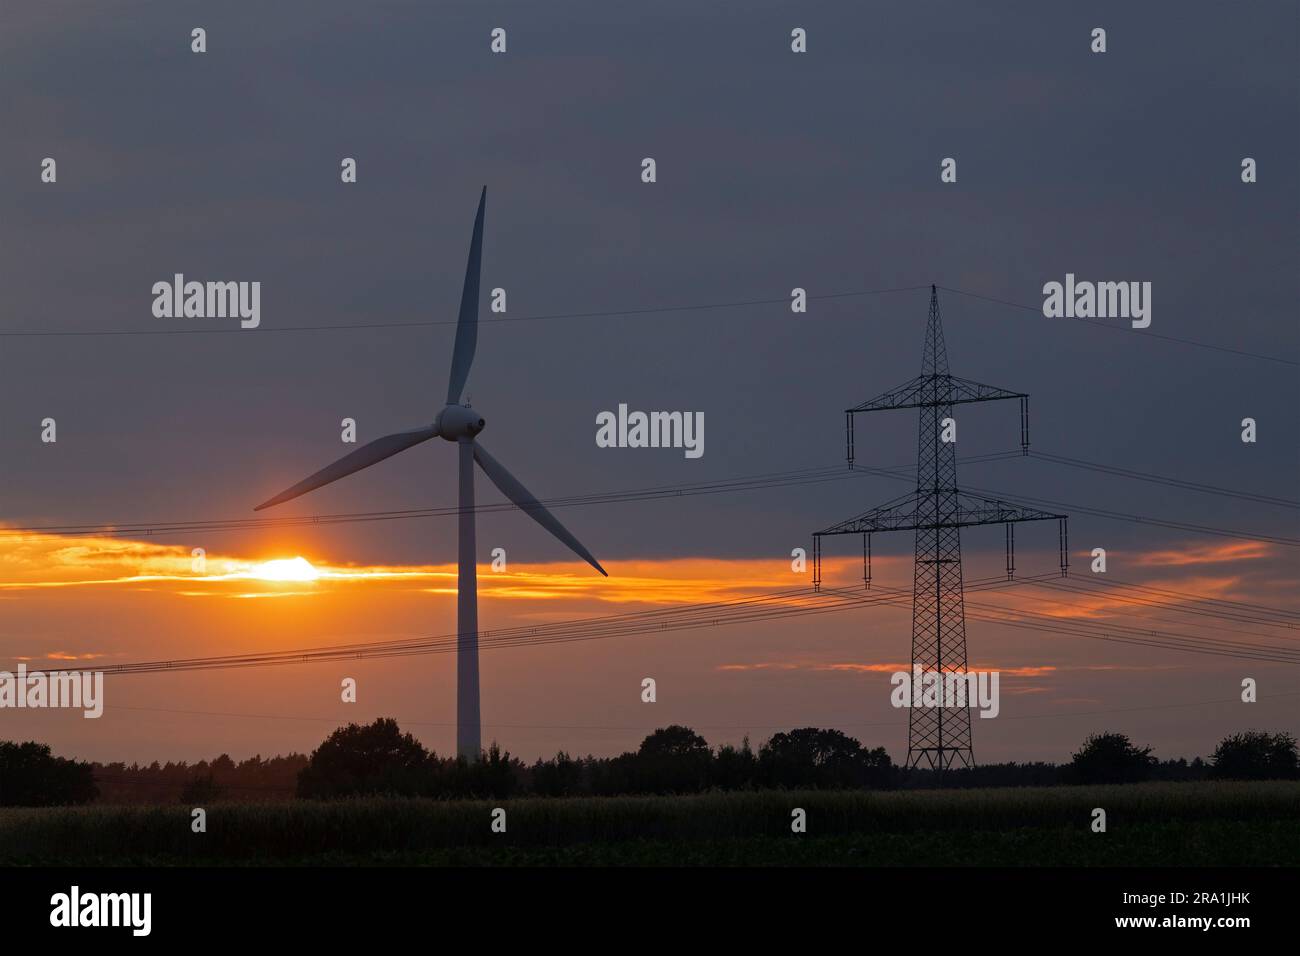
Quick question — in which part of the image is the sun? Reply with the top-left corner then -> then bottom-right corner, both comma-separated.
248,556 -> 320,582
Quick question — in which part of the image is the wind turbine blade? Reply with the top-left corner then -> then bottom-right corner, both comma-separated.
472,441 -> 608,576
446,186 -> 486,406
254,424 -> 439,511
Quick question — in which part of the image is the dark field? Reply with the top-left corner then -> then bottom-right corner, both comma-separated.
3,782 -> 1296,866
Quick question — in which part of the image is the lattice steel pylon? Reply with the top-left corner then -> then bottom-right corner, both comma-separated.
812,286 -> 1068,772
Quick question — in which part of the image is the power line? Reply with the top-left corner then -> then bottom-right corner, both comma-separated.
1,446 -> 1292,548
842,460 -> 1300,548
922,595 -> 1300,665
1030,577 -> 1300,631
748,580 -> 1300,665
0,575 -> 1039,677
1004,581 -> 1297,641
955,481 -> 1300,548
1072,573 -> 1300,623
1027,450 -> 1299,509
2,281 -> 1291,370
814,583 -> 1300,664
0,456 -> 912,538
13,571 -> 1300,679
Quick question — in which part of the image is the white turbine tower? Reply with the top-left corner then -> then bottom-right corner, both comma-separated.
254,187 -> 607,760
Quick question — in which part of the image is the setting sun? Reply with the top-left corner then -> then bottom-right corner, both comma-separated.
248,557 -> 319,582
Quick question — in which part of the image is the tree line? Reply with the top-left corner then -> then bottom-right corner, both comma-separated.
1,723 -> 1296,806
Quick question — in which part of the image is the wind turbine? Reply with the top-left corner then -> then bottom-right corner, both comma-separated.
254,186 -> 607,760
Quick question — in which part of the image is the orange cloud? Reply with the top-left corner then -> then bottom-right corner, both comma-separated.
3,528 -> 1292,650
0,537 -> 449,599
0,529 -> 872,608
993,572 -> 1271,623
1131,541 -> 1275,567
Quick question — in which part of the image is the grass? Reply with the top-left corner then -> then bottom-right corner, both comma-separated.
2,781 -> 1296,866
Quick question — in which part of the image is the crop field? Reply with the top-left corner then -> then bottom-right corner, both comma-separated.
3,781 -> 1297,866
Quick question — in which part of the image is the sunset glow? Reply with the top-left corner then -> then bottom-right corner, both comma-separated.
245,557 -> 320,583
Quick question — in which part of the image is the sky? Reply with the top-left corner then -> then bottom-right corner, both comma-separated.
0,0 -> 1296,766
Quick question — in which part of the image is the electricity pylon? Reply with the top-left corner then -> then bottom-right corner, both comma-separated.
812,286 -> 1068,771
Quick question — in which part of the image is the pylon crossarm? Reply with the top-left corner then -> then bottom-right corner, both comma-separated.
942,375 -> 1027,406
953,491 -> 1064,526
816,491 -> 1063,536
815,491 -> 922,535
845,375 -> 926,413
847,374 -> 1026,414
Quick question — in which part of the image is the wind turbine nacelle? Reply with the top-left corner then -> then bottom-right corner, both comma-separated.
437,405 -> 486,441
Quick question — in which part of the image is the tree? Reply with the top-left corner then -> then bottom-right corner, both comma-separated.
633,726 -> 712,793
211,753 -> 235,774
758,728 -> 892,789
531,750 -> 585,796
711,737 -> 758,790
0,741 -> 98,806
1067,732 -> 1155,784
296,718 -> 434,798
441,743 -> 523,798
1209,731 -> 1299,780
638,725 -> 710,759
